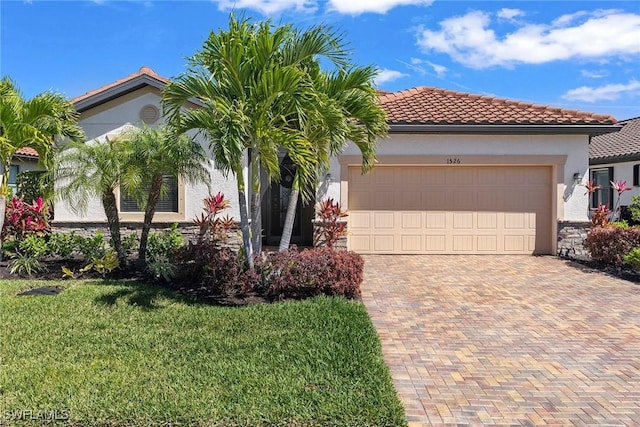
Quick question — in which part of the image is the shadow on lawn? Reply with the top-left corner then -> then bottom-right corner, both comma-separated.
91,279 -> 269,309
92,280 -> 199,310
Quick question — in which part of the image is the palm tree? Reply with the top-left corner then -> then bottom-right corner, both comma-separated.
278,66 -> 388,251
163,14 -> 349,266
52,133 -> 137,265
122,125 -> 210,269
0,77 -> 84,250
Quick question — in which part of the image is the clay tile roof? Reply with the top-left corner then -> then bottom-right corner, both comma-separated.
590,116 -> 640,162
379,86 -> 617,126
71,66 -> 168,105
15,147 -> 39,157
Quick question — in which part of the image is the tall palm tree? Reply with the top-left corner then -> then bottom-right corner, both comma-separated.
0,77 -> 84,248
122,125 -> 210,268
163,14 -> 349,266
278,66 -> 388,251
52,134 -> 137,265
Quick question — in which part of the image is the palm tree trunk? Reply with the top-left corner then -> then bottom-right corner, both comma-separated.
278,173 -> 300,252
136,173 -> 164,270
102,191 -> 126,266
249,151 -> 262,254
236,165 -> 254,269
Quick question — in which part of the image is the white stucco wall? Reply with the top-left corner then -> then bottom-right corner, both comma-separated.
329,133 -> 590,222
590,160 -> 640,206
54,87 -> 244,222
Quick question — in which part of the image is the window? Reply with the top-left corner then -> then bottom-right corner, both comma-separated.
120,174 -> 179,213
634,164 -> 640,187
591,168 -> 613,209
8,165 -> 19,194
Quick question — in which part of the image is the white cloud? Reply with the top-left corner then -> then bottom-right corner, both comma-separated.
214,0 -> 317,15
405,58 -> 447,78
497,8 -> 524,20
581,69 -> 608,79
562,79 -> 640,102
416,9 -> 640,69
374,68 -> 408,85
213,0 -> 432,15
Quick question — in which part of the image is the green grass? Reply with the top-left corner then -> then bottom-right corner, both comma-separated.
0,280 -> 406,426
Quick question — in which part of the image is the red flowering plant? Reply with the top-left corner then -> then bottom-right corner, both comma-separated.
193,192 -> 235,244
584,180 -> 631,226
1,195 -> 51,243
313,198 -> 348,249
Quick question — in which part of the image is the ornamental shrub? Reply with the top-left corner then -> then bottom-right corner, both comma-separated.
584,226 -> 640,266
2,195 -> 50,242
258,247 -> 364,301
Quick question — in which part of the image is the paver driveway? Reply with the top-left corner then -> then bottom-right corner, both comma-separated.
362,255 -> 640,426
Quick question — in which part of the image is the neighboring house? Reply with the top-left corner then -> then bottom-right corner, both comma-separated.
9,147 -> 42,195
589,116 -> 640,211
54,67 -> 620,255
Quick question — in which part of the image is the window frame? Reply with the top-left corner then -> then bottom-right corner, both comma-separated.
590,167 -> 614,209
116,175 -> 186,222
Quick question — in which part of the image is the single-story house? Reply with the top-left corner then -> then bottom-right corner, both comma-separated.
589,116 -> 640,211
54,66 -> 621,255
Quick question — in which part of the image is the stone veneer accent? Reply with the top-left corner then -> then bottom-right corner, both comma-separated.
557,221 -> 590,260
51,221 -> 243,251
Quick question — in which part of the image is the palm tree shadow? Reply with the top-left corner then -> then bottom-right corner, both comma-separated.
92,279 -> 200,310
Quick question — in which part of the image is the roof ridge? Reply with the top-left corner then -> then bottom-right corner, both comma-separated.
72,66 -> 167,104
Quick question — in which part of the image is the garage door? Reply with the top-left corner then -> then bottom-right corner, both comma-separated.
348,166 -> 552,254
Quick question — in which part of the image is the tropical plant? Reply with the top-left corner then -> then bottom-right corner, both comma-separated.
193,192 -> 235,244
0,77 -> 84,256
8,253 -> 45,277
313,198 -> 348,248
1,195 -> 50,244
163,14 -> 351,266
51,133 -> 137,265
278,67 -> 387,251
119,125 -> 210,268
584,179 -> 631,226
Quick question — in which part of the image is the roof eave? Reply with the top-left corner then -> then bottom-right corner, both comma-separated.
388,123 -> 622,136
590,153 -> 640,165
73,75 -> 204,112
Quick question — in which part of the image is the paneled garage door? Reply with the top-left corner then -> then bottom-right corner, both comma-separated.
348,166 -> 552,254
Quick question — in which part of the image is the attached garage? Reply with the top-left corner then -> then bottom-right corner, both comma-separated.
347,165 -> 552,254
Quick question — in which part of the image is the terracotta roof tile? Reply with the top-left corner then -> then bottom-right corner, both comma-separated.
15,147 -> 38,157
590,116 -> 640,161
379,86 -> 617,126
71,66 -> 167,104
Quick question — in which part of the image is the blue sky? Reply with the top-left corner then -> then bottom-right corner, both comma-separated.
2,0 -> 640,120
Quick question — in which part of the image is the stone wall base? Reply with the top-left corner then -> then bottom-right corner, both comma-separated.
557,221 -> 590,260
51,221 -> 243,252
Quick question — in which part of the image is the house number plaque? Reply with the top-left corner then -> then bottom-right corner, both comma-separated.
446,158 -> 461,164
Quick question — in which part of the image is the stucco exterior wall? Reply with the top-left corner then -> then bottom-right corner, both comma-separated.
330,133 -> 590,222
54,88 -> 244,223
590,160 -> 640,207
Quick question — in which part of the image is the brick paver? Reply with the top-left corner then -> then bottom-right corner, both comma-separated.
362,255 -> 640,426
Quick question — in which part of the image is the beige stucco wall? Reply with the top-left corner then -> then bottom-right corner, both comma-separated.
54,87 -> 244,223
324,133 -> 590,222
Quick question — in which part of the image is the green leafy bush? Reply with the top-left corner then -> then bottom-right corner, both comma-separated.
146,224 -> 184,263
74,232 -> 107,261
16,171 -> 53,206
584,226 -> 640,266
623,247 -> 640,270
18,234 -> 48,259
46,232 -> 77,260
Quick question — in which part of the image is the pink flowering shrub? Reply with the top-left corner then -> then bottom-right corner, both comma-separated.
2,196 -> 51,242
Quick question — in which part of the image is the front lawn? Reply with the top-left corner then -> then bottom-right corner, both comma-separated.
0,280 -> 405,426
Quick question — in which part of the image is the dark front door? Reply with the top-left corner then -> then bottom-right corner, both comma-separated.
262,157 -> 314,247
